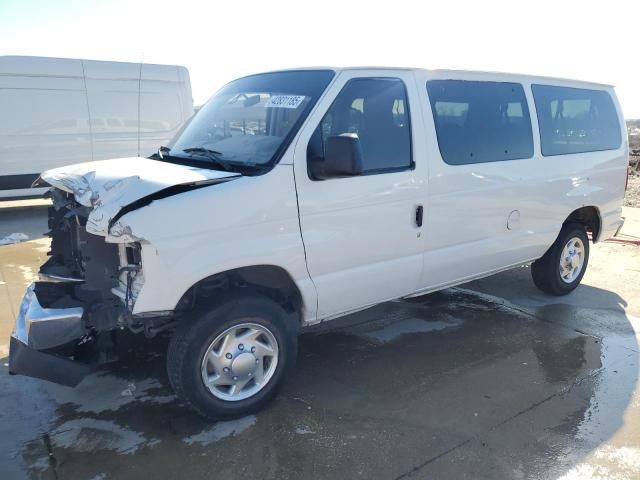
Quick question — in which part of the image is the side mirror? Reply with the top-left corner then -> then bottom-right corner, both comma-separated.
309,133 -> 364,180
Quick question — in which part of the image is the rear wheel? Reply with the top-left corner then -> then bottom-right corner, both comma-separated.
167,293 -> 297,418
531,222 -> 590,296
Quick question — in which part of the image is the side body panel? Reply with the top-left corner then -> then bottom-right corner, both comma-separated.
416,70 -> 627,292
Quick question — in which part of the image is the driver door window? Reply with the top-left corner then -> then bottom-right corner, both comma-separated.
307,78 -> 412,177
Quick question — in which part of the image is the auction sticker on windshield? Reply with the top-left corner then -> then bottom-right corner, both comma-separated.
266,95 -> 306,109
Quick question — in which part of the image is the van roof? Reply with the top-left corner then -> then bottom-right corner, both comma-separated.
0,55 -> 189,80
266,66 -> 615,89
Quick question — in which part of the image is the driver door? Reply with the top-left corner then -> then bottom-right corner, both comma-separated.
293,71 -> 427,320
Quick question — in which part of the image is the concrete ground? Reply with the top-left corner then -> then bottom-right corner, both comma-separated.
0,203 -> 639,480
0,198 -> 50,243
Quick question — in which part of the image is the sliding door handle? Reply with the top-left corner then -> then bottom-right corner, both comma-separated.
415,205 -> 424,227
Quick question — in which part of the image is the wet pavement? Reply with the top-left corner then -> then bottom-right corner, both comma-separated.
0,200 -> 49,242
0,205 -> 639,479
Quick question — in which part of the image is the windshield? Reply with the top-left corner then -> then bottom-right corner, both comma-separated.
168,70 -> 335,171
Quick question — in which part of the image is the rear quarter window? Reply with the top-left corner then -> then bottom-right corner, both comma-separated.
532,85 -> 622,156
427,80 -> 534,165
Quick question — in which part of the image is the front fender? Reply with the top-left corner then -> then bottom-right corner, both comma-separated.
133,223 -> 316,322
114,165 -> 318,323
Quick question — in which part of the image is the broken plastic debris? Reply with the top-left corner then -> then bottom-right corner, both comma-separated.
120,383 -> 137,397
295,426 -> 315,435
0,233 -> 29,245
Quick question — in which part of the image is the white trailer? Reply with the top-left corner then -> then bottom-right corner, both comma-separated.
0,56 -> 193,198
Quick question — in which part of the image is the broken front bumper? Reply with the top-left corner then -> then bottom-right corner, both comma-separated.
9,283 -> 91,387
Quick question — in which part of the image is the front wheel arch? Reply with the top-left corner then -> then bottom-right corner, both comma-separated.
173,265 -> 304,329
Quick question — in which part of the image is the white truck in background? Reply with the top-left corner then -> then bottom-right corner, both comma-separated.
0,56 -> 193,198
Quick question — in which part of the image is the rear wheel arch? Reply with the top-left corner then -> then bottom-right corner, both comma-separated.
564,206 -> 601,242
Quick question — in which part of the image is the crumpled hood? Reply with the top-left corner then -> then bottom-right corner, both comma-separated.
38,157 -> 240,238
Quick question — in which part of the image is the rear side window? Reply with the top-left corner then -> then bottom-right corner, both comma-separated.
307,77 -> 412,174
427,80 -> 534,165
532,85 -> 621,156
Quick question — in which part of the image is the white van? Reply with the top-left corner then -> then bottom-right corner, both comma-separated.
0,56 -> 193,198
8,68 -> 627,418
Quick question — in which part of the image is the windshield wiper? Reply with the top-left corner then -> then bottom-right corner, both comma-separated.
182,147 -> 233,171
157,145 -> 170,159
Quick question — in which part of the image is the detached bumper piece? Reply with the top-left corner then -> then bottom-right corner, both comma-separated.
9,337 -> 90,387
9,283 -> 91,387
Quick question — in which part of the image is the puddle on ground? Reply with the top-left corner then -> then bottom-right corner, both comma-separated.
295,425 -> 315,435
357,316 -> 464,343
49,418 -> 156,454
50,373 -> 176,414
183,415 -> 257,446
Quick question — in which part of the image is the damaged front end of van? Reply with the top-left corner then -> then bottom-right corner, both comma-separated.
8,157 -> 240,386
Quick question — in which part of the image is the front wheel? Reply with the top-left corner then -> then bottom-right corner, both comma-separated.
167,293 -> 297,419
531,222 -> 590,296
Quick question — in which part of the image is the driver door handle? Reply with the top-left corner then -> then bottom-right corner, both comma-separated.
415,205 -> 423,227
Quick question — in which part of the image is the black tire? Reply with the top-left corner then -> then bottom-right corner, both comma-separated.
167,293 -> 297,419
531,222 -> 590,296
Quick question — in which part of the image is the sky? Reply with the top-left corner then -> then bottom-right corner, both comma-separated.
1,0 -> 638,117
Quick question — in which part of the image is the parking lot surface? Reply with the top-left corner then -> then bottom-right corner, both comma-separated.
1,205 -> 639,479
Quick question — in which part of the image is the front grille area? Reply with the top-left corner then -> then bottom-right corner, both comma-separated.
40,188 -> 124,329
44,189 -> 120,289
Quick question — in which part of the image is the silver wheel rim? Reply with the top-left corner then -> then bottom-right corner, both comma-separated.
200,322 -> 279,402
559,237 -> 585,284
